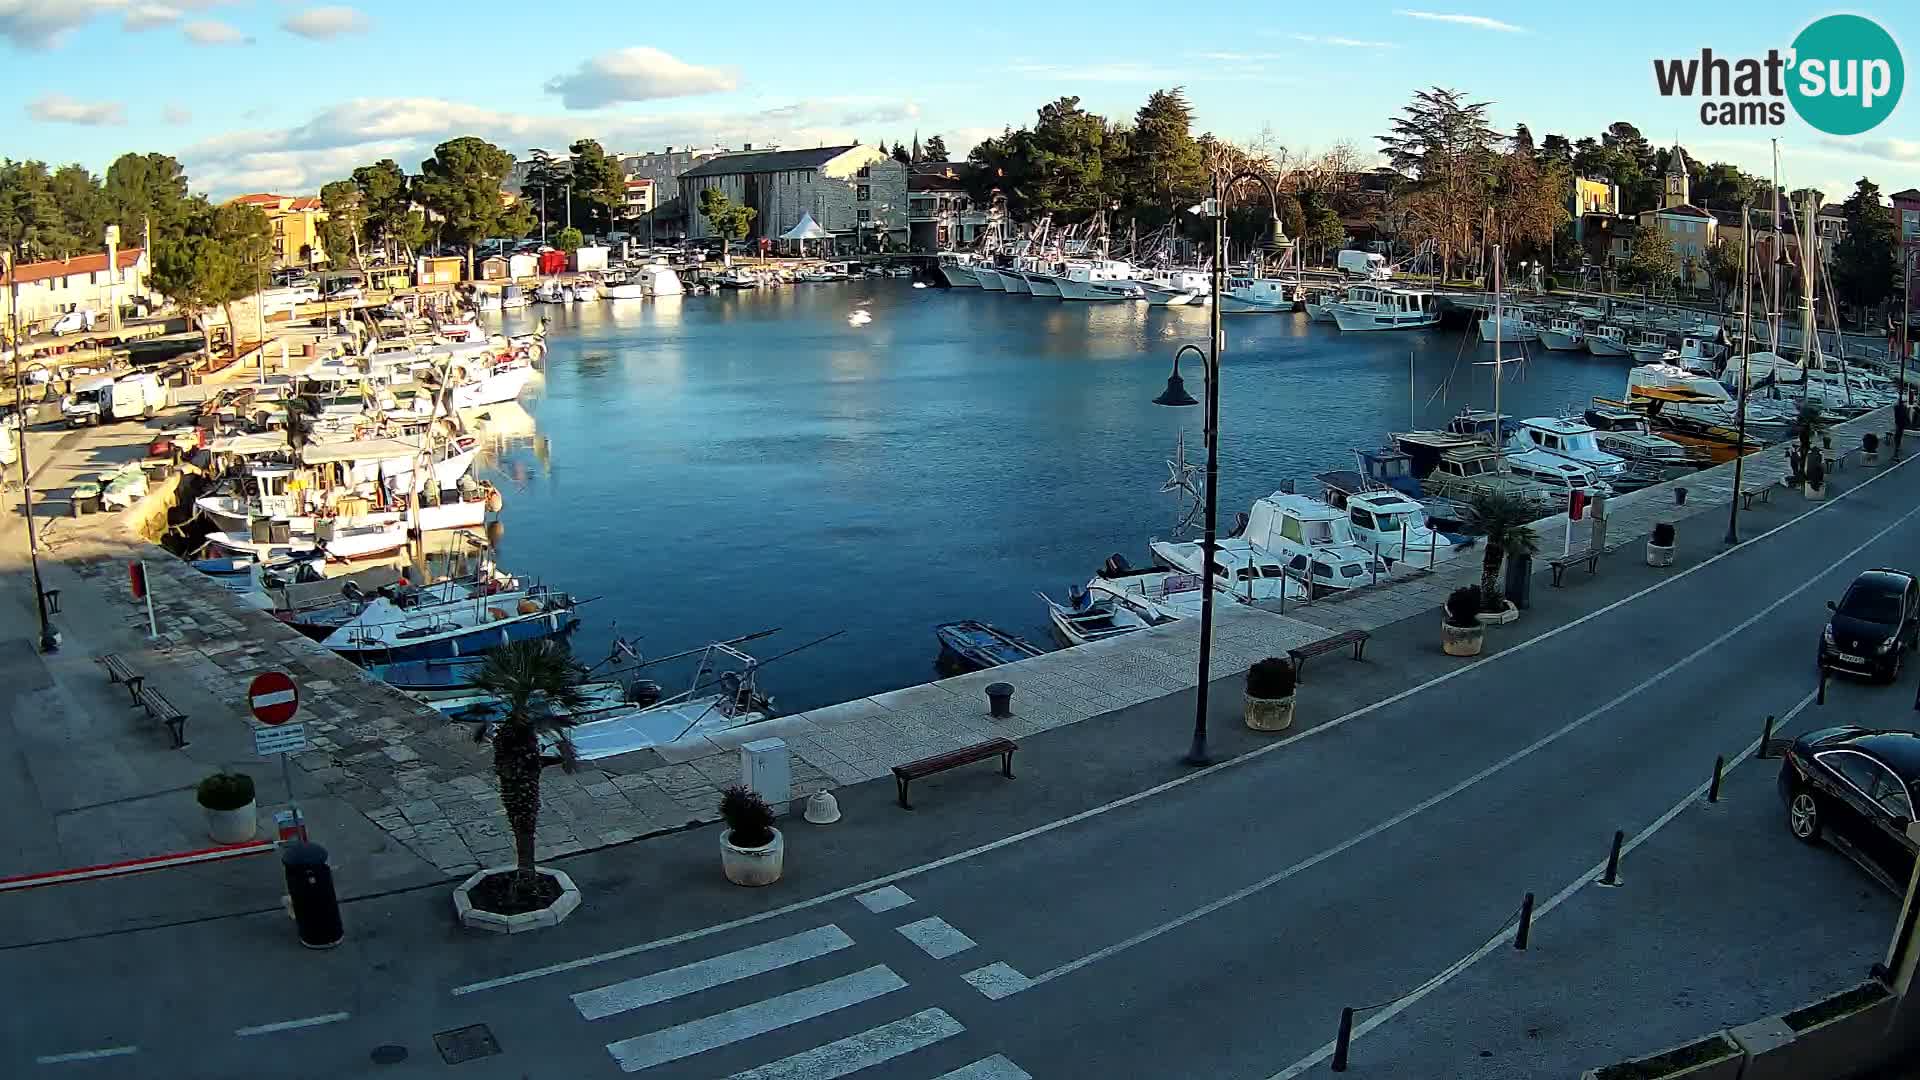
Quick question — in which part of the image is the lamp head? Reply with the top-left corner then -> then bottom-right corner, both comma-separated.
1153,370 -> 1199,408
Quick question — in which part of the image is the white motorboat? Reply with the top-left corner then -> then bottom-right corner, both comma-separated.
717,269 -> 759,289
1055,260 -> 1141,302
1326,486 -> 1470,569
603,274 -> 647,300
1446,410 -> 1614,498
1219,275 -> 1299,313
1331,286 -> 1440,331
1304,287 -> 1342,322
636,265 -> 682,296
1236,492 -> 1389,592
1537,316 -> 1586,351
569,280 -> 599,301
1586,324 -> 1635,357
1085,558 -> 1211,624
1582,404 -> 1710,476
1478,308 -> 1542,343
209,519 -> 409,563
566,643 -> 775,761
1625,332 -> 1677,364
1508,416 -> 1628,481
532,280 -> 565,304
1147,540 -> 1311,603
1039,584 -> 1155,645
1137,268 -> 1208,307
321,587 -> 579,661
500,285 -> 528,310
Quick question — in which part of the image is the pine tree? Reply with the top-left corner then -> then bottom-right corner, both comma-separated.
1832,177 -> 1900,327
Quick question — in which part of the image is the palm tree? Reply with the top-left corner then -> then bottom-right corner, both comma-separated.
1462,491 -> 1541,609
1787,399 -> 1826,482
469,640 -> 590,898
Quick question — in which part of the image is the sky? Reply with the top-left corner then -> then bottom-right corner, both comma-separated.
2,1 -> 1914,202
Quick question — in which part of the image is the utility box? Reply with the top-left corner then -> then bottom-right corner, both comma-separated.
739,737 -> 791,809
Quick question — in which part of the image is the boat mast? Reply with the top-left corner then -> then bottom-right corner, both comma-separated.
1799,190 -> 1820,399
1769,139 -> 1783,352
1493,243 -> 1503,469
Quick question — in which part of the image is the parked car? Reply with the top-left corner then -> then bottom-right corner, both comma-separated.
325,283 -> 364,301
1819,569 -> 1920,681
1779,726 -> 1920,886
50,309 -> 98,336
62,371 -> 167,426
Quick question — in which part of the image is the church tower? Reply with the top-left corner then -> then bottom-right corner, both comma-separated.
1664,145 -> 1691,208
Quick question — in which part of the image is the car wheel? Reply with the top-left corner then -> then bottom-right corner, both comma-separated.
1788,789 -> 1822,842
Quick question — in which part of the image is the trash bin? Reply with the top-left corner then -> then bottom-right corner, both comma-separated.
1503,551 -> 1534,611
281,841 -> 344,949
70,484 -> 100,516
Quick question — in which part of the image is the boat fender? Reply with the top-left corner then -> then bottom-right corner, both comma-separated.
486,606 -> 510,622
516,599 -> 541,615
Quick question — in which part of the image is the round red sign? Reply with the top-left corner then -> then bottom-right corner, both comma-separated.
248,671 -> 299,726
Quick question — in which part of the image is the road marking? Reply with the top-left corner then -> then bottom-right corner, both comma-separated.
937,1055 -> 1035,1080
452,448 -> 1914,998
604,964 -> 906,1073
961,962 -> 1031,1000
854,886 -> 914,914
896,916 -> 976,959
233,1012 -> 350,1037
574,925 -> 854,1021
34,1046 -> 138,1065
1265,689 -> 1817,1079
725,1007 -> 963,1080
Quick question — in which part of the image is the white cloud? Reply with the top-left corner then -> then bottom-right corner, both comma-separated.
182,18 -> 246,45
544,47 -> 738,109
123,4 -> 183,30
1394,10 -> 1527,33
27,92 -> 127,126
281,6 -> 369,40
0,0 -> 127,48
1816,135 -> 1920,164
163,103 -> 192,125
1289,33 -> 1396,48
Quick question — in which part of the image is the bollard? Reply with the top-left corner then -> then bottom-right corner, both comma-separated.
986,682 -> 1015,720
1675,486 -> 1688,506
1600,829 -> 1625,887
1708,755 -> 1725,803
1758,715 -> 1775,758
282,842 -> 343,949
1332,1007 -> 1355,1072
1514,892 -> 1535,950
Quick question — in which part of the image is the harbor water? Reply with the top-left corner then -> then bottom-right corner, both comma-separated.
479,282 -> 1632,711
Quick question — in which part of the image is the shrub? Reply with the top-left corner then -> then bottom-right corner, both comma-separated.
1445,586 -> 1483,628
1651,522 -> 1676,547
1246,657 -> 1296,699
1864,432 -> 1879,453
196,771 -> 255,811
719,785 -> 776,848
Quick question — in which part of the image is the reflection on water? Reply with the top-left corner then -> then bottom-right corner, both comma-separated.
477,282 -> 1632,711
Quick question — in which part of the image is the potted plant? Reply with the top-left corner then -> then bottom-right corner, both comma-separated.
1789,400 -> 1825,489
1461,491 -> 1537,623
451,640 -> 589,933
1804,448 -> 1827,500
1442,586 -> 1486,656
1243,657 -> 1296,732
719,785 -> 784,886
1647,521 -> 1677,567
1862,432 -> 1880,467
197,771 -> 257,843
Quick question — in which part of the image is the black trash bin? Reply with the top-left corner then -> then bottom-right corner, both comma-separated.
1504,551 -> 1534,611
282,842 -> 344,949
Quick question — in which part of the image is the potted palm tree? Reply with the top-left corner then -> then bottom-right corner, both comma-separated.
1788,400 -> 1825,491
1804,446 -> 1828,500
197,771 -> 256,843
1462,491 -> 1538,624
719,785 -> 784,886
1647,522 -> 1677,567
1243,657 -> 1296,732
1443,586 -> 1485,656
451,640 -> 589,933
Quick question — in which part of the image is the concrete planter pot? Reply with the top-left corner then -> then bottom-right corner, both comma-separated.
721,827 -> 785,887
1863,450 -> 1882,468
1243,692 -> 1295,732
1804,481 -> 1827,501
453,866 -> 582,934
205,801 -> 257,844
1579,1031 -> 1743,1080
1442,621 -> 1484,656
1646,542 -> 1676,567
1733,982 -> 1896,1080
1475,601 -> 1518,626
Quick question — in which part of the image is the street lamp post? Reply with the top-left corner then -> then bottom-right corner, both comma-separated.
1726,203 -> 1754,545
6,244 -> 60,652
1154,167 -> 1286,767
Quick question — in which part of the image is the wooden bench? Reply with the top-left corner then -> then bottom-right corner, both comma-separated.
1549,547 -> 1601,586
1739,483 -> 1774,511
893,737 -> 1017,810
134,684 -> 188,748
97,653 -> 144,702
1287,630 -> 1371,681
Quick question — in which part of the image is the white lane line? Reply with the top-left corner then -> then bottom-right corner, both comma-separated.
726,1007 -> 963,1080
1011,499 -> 1920,994
573,925 -> 854,1021
854,886 -> 914,914
896,916 -> 977,960
34,1046 -> 138,1064
962,962 -> 1031,1000
1264,689 -> 1818,1080
452,449 -> 1914,998
605,964 -> 906,1073
233,1012 -> 350,1037
937,1055 -> 1035,1080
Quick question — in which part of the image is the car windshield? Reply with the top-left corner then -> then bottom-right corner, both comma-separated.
1839,585 -> 1904,624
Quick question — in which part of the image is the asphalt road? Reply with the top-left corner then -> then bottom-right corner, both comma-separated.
7,457 -> 1920,1079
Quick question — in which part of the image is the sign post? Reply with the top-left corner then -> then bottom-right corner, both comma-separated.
128,560 -> 156,639
248,672 -> 308,843
1565,490 -> 1587,557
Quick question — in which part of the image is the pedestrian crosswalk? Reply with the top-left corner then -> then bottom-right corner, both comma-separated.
570,896 -> 1034,1077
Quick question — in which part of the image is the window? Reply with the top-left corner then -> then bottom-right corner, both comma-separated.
857,186 -> 871,202
1280,517 -> 1304,544
1820,751 -> 1912,818
1339,564 -> 1365,578
1839,583 -> 1905,625
1350,508 -> 1374,530
857,165 -> 871,178
1311,561 -> 1335,579
857,209 -> 871,224
1288,554 -> 1308,572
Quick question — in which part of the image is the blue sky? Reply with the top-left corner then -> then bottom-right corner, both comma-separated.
3,1 -> 1913,201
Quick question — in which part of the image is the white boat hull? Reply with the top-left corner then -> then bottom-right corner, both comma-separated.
976,268 -> 1006,291
1332,307 -> 1437,331
1587,337 -> 1633,357
939,264 -> 979,288
1537,330 -> 1585,351
1220,294 -> 1293,314
1478,317 -> 1535,342
604,284 -> 646,300
1024,273 -> 1062,298
195,495 -> 251,533
1139,283 -> 1201,307
450,365 -> 532,410
1057,277 -> 1139,302
1001,271 -> 1031,295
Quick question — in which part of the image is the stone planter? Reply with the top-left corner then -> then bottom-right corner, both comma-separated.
721,827 -> 785,887
1243,692 -> 1295,732
1579,1031 -> 1744,1080
1804,480 -> 1827,501
1863,450 -> 1882,468
205,800 -> 257,844
1475,601 -> 1518,626
1646,541 -> 1675,567
453,866 -> 581,933
1442,621 -> 1484,657
1733,982 -> 1897,1080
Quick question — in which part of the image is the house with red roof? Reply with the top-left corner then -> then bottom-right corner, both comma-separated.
0,247 -> 149,328
228,192 -> 330,269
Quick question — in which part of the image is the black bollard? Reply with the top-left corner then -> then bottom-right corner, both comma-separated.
282,841 -> 344,949
986,682 -> 1014,720
1600,829 -> 1625,887
1514,892 -> 1535,950
1759,715 -> 1775,758
1708,755 -> 1725,803
1332,1007 -> 1355,1072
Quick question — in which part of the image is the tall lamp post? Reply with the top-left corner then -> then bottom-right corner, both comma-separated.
1726,203 -> 1754,545
1152,166 -> 1286,767
6,244 -> 60,652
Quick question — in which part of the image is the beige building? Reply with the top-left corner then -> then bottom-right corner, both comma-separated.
1,247 -> 150,329
231,193 -> 329,270
1635,146 -> 1716,289
624,178 -> 656,218
678,146 -> 908,250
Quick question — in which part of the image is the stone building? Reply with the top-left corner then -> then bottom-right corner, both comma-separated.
908,163 -> 999,253
678,146 -> 908,251
1634,146 -> 1716,289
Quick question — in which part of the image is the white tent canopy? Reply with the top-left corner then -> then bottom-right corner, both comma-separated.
780,213 -> 832,241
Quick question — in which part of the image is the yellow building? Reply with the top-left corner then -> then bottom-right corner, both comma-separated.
230,193 -> 329,270
1633,146 -> 1716,289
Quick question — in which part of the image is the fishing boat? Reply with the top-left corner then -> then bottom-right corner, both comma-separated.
1137,268 -> 1209,307
1038,585 -> 1155,645
935,621 -> 1045,672
1331,286 -> 1440,331
1054,260 -> 1141,302
1304,286 -> 1343,323
1625,331 -> 1677,364
1219,275 -> 1300,313
1508,416 -> 1628,482
1537,316 -> 1587,352
565,642 -> 775,761
1586,324 -> 1635,357
318,586 -> 580,662
1234,492 -> 1389,593
1447,410 -> 1614,498
1478,307 -> 1542,343
936,253 -> 982,288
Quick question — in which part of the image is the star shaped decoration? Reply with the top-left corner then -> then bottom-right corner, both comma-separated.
1161,431 -> 1201,497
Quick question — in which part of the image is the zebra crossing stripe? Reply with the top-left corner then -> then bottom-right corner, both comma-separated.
725,1008 -> 963,1080
936,1055 -> 1035,1080
574,925 -> 854,1020
605,965 -> 907,1073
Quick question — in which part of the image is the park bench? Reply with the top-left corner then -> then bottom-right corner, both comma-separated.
97,653 -> 145,702
134,684 -> 188,748
1287,630 -> 1371,682
1739,483 -> 1774,511
1549,547 -> 1601,587
893,737 -> 1017,810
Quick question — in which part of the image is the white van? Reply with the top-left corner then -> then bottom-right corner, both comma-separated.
1337,250 -> 1391,281
51,309 -> 98,336
63,372 -> 167,426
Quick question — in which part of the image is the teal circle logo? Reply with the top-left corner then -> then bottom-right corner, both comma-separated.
1787,14 -> 1904,135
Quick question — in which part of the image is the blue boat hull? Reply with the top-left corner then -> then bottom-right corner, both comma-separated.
935,621 -> 1043,672
335,613 -> 580,664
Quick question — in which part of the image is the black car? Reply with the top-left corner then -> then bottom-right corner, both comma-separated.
1818,569 -> 1920,680
1778,726 -> 1919,886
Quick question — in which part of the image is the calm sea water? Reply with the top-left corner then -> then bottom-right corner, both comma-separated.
477,282 -> 1628,711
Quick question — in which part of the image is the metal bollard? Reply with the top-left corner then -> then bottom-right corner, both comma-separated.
1708,755 -> 1725,803
1514,892 -> 1535,950
1600,829 -> 1625,887
986,682 -> 1014,720
1332,1007 -> 1355,1072
1758,715 -> 1775,758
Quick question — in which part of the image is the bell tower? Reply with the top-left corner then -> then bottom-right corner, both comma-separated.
1664,145 -> 1691,208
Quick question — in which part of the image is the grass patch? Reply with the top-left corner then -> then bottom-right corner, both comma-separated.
1784,981 -> 1889,1032
1593,1034 -> 1737,1079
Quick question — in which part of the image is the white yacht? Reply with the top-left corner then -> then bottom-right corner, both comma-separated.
1509,416 -> 1627,481
1055,260 -> 1142,302
1219,275 -> 1300,313
1537,316 -> 1586,351
1337,487 -> 1470,568
1147,539 -> 1311,604
1586,324 -> 1634,357
1234,492 -> 1389,593
1331,287 -> 1440,331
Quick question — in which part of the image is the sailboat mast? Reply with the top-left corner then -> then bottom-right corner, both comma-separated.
1493,243 -> 1503,469
1770,139 -> 1783,351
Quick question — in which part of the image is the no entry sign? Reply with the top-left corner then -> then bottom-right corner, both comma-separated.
248,671 -> 299,726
